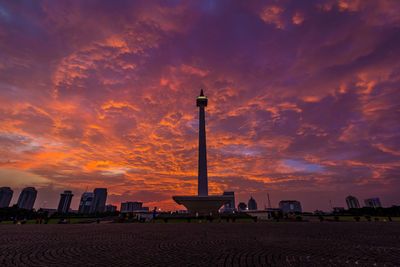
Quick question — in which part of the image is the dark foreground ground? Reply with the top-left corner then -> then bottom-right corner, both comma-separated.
0,222 -> 399,266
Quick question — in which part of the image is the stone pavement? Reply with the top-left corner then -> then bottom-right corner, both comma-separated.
0,222 -> 399,266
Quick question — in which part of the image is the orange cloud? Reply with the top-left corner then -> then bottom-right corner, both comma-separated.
260,5 -> 285,29
292,12 -> 304,25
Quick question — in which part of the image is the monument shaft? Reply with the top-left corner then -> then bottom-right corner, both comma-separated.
198,104 -> 208,196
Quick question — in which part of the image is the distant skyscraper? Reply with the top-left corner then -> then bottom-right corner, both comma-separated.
279,200 -> 302,213
364,198 -> 382,208
90,188 -> 107,213
57,190 -> 74,214
105,204 -> 117,212
237,202 -> 247,211
346,195 -> 360,209
17,187 -> 37,210
222,191 -> 235,212
120,202 -> 149,213
79,192 -> 94,214
0,187 -> 13,208
248,197 -> 257,210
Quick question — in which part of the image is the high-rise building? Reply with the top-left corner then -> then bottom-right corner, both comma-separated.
237,202 -> 247,211
222,191 -> 235,212
279,200 -> 302,213
90,188 -> 107,213
120,202 -> 149,213
346,195 -> 360,209
105,204 -> 117,212
57,190 -> 74,214
79,192 -> 94,214
364,198 -> 382,208
248,197 -> 257,210
0,187 -> 13,208
17,187 -> 37,210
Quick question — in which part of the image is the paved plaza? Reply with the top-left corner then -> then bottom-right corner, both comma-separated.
0,222 -> 399,266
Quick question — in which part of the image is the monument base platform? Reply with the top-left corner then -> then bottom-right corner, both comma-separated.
172,195 -> 232,215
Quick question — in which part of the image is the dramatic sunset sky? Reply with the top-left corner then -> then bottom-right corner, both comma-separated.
1,0 -> 399,211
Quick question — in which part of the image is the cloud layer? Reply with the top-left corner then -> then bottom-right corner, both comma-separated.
1,0 -> 399,211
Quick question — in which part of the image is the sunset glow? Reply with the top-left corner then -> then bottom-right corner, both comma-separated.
0,0 -> 399,211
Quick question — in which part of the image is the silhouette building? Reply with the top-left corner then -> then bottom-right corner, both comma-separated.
237,202 -> 247,211
173,90 -> 232,214
333,207 -> 345,213
57,190 -> 74,214
90,188 -> 107,213
279,200 -> 302,213
222,191 -> 235,212
79,192 -> 94,214
364,198 -> 382,208
346,195 -> 360,209
248,197 -> 257,210
120,201 -> 149,213
17,187 -> 37,210
0,187 -> 13,208
105,204 -> 117,212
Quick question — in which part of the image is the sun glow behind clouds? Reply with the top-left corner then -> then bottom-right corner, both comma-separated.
0,169 -> 51,187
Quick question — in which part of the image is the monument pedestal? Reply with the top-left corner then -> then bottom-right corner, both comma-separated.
173,195 -> 232,215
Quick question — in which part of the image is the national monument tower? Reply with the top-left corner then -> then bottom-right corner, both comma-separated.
173,90 -> 232,214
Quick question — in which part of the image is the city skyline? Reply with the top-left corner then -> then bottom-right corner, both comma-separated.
0,185 -> 392,213
1,1 -> 400,211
